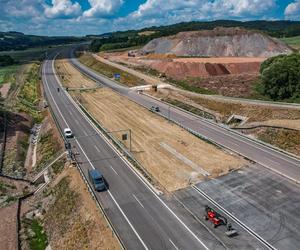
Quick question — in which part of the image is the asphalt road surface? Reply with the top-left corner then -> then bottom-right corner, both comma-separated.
69,51 -> 300,184
43,52 -> 226,249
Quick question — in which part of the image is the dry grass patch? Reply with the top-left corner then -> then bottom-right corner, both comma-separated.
155,89 -> 300,123
77,88 -> 246,192
45,167 -> 120,250
55,58 -> 97,89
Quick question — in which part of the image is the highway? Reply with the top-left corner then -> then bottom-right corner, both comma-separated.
42,52 -> 227,249
69,51 -> 300,183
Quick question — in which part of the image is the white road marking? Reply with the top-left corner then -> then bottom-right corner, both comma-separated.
75,118 -> 80,125
94,145 -> 100,152
169,239 -> 179,250
52,55 -> 210,250
132,194 -> 144,208
44,57 -> 149,250
110,165 -> 118,175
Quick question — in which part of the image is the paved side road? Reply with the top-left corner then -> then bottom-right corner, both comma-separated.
44,52 -> 227,250
69,52 -> 300,184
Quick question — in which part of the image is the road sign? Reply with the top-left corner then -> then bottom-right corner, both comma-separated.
122,133 -> 128,141
114,73 -> 121,80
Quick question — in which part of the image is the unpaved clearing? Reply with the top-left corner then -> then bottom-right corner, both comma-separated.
0,83 -> 10,98
55,58 -> 97,88
77,88 -> 246,192
173,57 -> 266,63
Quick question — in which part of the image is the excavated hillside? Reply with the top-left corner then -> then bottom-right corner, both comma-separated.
141,27 -> 293,57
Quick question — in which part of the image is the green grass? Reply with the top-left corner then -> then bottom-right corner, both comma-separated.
35,131 -> 61,172
17,63 -> 43,122
0,45 -> 65,63
0,65 -> 19,85
79,54 -> 144,87
280,35 -> 300,47
22,218 -> 48,250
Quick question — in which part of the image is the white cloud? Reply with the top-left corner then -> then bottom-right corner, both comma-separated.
44,0 -> 82,19
83,0 -> 123,18
285,0 -> 300,19
131,0 -> 276,20
4,0 -> 43,18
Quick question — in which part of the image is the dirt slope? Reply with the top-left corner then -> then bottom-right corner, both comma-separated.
142,27 -> 293,57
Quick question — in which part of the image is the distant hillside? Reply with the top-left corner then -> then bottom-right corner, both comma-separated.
89,20 -> 300,52
0,31 -> 85,51
142,27 -> 293,57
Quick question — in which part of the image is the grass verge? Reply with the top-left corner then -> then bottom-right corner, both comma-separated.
78,54 -> 144,87
17,63 -> 43,122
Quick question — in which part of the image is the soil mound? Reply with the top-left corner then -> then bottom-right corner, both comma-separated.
141,27 -> 293,57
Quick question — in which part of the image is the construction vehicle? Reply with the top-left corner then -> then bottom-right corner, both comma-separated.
204,205 -> 238,237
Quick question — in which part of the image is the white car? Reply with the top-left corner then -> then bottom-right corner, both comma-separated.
64,128 -> 73,138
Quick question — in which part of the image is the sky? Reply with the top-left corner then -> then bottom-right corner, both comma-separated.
0,0 -> 299,36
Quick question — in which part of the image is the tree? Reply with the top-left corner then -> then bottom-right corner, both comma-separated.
0,55 -> 15,66
260,53 -> 300,101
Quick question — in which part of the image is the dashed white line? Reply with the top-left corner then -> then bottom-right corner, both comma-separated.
132,194 -> 144,208
94,145 -> 100,152
44,58 -> 149,250
169,239 -> 179,250
110,165 -> 119,175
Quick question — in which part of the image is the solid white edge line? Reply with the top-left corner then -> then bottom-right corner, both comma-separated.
44,55 -> 149,250
58,53 -> 210,249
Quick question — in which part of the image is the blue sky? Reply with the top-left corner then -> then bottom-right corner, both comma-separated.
0,0 -> 299,36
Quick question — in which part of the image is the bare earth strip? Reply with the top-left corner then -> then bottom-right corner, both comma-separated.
77,88 -> 246,192
173,57 -> 266,63
0,203 -> 18,250
55,58 -> 97,89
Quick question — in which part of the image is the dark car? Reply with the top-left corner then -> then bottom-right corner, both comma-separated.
150,106 -> 160,112
88,169 -> 106,191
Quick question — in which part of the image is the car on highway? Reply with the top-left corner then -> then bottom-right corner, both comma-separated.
150,106 -> 160,112
64,128 -> 73,138
88,169 -> 106,191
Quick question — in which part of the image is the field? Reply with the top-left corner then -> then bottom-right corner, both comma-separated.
173,57 -> 266,63
0,65 -> 18,86
280,36 -> 300,49
0,46 -> 64,63
79,53 -> 145,87
55,58 -> 97,89
76,88 -> 246,192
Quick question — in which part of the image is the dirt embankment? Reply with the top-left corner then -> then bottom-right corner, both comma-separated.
76,88 -> 246,192
141,27 -> 293,57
